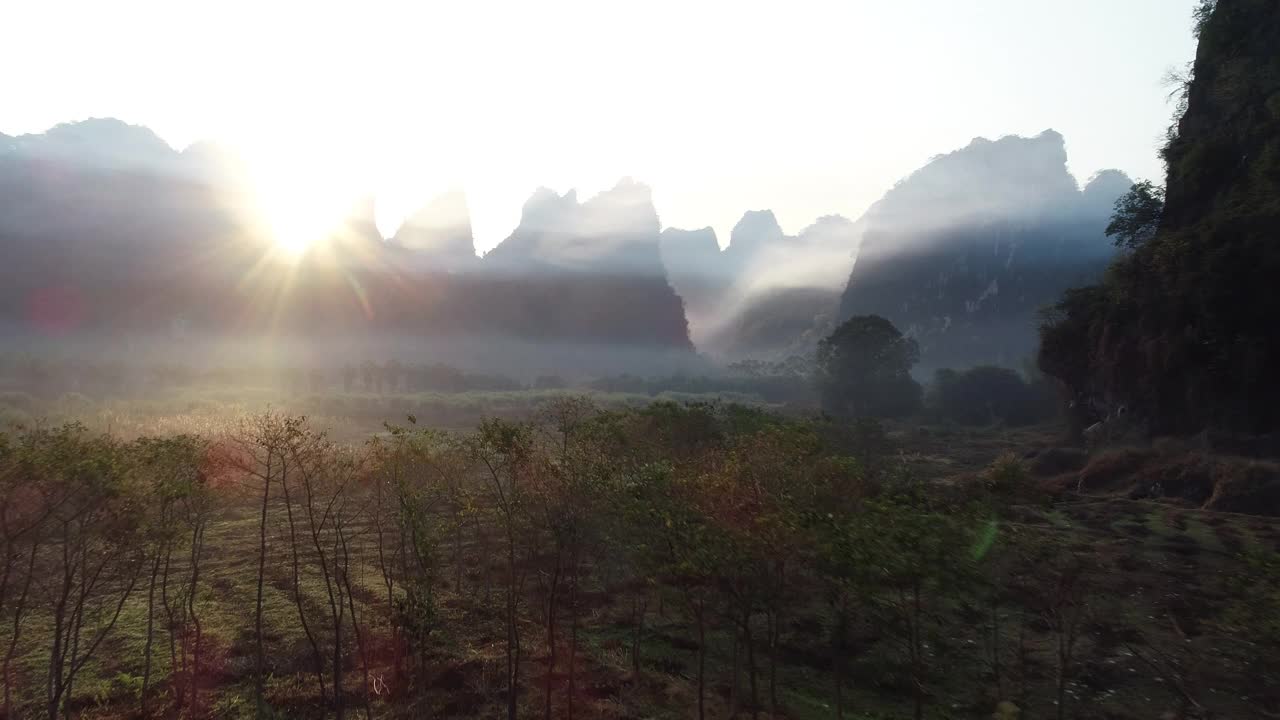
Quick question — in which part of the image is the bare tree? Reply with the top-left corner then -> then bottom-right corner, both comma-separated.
0,429 -> 62,717
28,428 -> 144,720
471,419 -> 535,720
224,412 -> 301,715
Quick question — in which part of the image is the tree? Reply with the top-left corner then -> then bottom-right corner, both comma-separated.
370,421 -> 458,693
1026,545 -> 1094,720
805,454 -> 877,719
26,426 -> 145,720
0,429 -> 57,717
470,419 -> 536,720
858,466 -> 981,720
1104,180 -> 1164,249
816,315 -> 922,418
223,412 -> 299,715
133,435 -> 208,717
286,428 -> 364,720
531,397 -> 603,720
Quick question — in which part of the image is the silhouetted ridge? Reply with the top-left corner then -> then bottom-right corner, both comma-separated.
473,179 -> 691,348
724,209 -> 786,269
10,117 -> 180,174
0,125 -> 694,357
660,226 -> 726,322
839,130 -> 1130,370
660,208 -> 859,359
485,179 -> 665,276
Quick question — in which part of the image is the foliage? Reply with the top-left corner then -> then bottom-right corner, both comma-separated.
816,315 -> 923,418
5,397 -> 1279,718
927,365 -> 1056,426
1038,0 -> 1280,434
1104,180 -> 1165,250
983,453 -> 1029,494
1193,0 -> 1218,37
1224,547 -> 1280,644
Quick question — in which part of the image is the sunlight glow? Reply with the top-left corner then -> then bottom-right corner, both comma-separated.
3,1 -> 1196,252
249,155 -> 355,259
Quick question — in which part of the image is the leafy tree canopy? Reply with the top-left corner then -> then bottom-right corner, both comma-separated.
816,315 -> 922,418
1104,180 -> 1164,250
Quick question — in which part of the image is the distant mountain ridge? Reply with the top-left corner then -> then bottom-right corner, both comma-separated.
838,130 -> 1130,370
0,120 -> 693,360
390,191 -> 478,271
484,179 -> 667,276
660,210 -> 858,359
1,118 -> 1134,373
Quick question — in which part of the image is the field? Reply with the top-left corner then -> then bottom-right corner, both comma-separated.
2,395 -> 1279,720
0,385 -> 778,440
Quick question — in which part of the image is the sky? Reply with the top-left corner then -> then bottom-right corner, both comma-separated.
3,0 -> 1200,252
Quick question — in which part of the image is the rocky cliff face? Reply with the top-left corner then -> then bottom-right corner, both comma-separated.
389,191 -> 478,271
661,211 -> 857,359
475,180 -> 692,348
839,130 -> 1129,371
723,210 -> 787,271
484,179 -> 667,276
659,226 -> 727,326
1040,0 -> 1280,433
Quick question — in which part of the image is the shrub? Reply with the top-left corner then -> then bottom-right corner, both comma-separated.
1205,458 -> 1280,515
983,452 -> 1029,495
1029,447 -> 1089,477
927,366 -> 1055,426
1077,448 -> 1158,494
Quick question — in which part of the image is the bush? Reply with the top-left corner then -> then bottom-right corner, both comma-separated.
927,366 -> 1055,426
1029,447 -> 1089,477
1205,458 -> 1280,515
983,452 -> 1029,495
1077,447 -> 1158,494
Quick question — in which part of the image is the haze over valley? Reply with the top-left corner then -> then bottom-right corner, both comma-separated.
2,118 -> 1132,379
7,3 -> 1280,720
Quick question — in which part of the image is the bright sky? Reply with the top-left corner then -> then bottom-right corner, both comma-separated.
4,0 -> 1199,252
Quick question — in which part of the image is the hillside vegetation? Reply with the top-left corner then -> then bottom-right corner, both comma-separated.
1039,0 -> 1280,434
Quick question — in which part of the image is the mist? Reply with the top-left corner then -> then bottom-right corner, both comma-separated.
2,120 -> 1134,393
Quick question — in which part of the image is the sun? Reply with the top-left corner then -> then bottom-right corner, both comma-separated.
263,192 -> 332,258
246,153 -> 355,260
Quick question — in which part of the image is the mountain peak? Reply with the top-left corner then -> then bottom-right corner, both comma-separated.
1082,169 -> 1134,203
797,214 -> 854,235
839,129 -> 1124,369
391,191 -> 477,270
486,180 -> 664,274
728,209 -> 785,253
8,117 -> 179,175
660,226 -> 721,271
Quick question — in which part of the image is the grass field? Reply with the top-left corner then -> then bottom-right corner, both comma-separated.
0,386 -> 781,441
